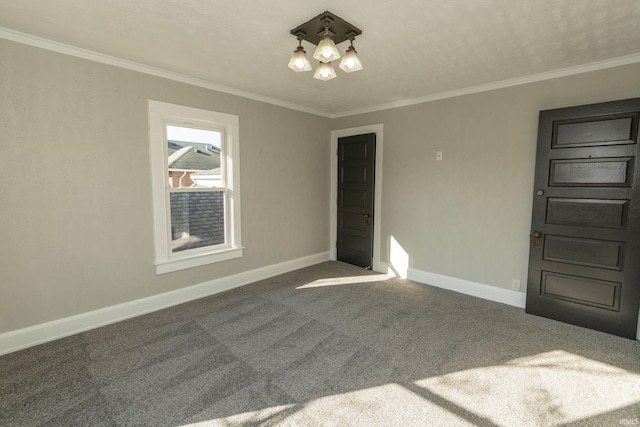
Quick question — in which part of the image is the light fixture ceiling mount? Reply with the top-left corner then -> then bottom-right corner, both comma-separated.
289,11 -> 363,81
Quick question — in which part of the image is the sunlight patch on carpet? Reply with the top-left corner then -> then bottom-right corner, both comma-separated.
185,384 -> 476,426
297,274 -> 390,289
413,350 -> 640,426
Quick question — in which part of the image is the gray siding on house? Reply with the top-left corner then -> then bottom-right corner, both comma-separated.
170,191 -> 225,252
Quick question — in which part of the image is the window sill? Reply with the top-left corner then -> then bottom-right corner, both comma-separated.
155,247 -> 243,274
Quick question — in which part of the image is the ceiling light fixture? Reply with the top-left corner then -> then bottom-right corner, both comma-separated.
313,18 -> 341,63
313,61 -> 337,81
289,11 -> 363,81
288,32 -> 312,72
339,34 -> 363,73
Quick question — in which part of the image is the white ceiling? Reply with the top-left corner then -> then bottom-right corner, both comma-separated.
0,0 -> 639,117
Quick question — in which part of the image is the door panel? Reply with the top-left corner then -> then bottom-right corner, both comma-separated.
541,272 -> 620,310
546,198 -> 629,229
342,166 -> 368,184
526,98 -> 640,339
342,234 -> 367,253
342,211 -> 368,229
549,158 -> 633,186
343,141 -> 368,158
341,189 -> 367,208
554,115 -> 635,147
337,133 -> 375,268
543,235 -> 624,270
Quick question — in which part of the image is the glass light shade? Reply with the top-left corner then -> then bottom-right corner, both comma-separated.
313,62 -> 337,81
288,47 -> 312,72
339,45 -> 363,73
313,37 -> 341,62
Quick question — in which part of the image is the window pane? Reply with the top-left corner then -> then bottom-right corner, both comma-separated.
166,125 -> 223,188
170,191 -> 225,252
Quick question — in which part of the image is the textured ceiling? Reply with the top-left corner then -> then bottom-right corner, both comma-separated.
0,0 -> 638,116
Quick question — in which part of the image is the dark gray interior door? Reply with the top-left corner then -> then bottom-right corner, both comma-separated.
337,133 -> 376,268
526,98 -> 640,339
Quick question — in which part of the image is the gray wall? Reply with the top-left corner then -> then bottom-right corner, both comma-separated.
0,39 -> 330,333
331,62 -> 640,291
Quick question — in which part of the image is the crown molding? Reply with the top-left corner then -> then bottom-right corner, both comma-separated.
330,52 -> 640,118
0,27 -> 332,118
2,26 -> 639,120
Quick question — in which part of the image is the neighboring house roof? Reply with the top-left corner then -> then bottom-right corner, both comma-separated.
167,140 -> 220,171
191,168 -> 221,176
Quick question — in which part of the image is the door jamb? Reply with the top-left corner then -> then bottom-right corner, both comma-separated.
330,124 -> 383,271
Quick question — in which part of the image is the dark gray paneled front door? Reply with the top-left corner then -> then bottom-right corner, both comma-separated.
526,98 -> 640,339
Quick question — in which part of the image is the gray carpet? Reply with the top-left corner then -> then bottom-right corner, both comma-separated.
1,261 -> 639,426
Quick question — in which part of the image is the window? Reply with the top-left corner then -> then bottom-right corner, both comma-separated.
148,100 -> 242,274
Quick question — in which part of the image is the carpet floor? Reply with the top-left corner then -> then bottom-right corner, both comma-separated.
1,261 -> 639,426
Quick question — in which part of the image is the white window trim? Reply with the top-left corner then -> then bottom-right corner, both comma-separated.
148,100 -> 242,274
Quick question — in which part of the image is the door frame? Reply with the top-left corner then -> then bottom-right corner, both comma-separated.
330,124 -> 384,271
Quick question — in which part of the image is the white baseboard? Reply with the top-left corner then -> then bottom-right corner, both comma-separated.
372,258 -> 389,274
407,268 -> 526,308
374,260 -> 525,307
0,252 -> 331,356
